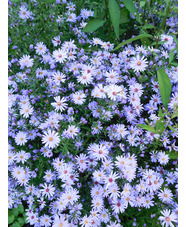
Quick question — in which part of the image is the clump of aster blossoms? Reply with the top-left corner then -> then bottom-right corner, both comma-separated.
8,0 -> 178,227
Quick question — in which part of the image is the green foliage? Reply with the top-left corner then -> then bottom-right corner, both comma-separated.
83,19 -> 106,32
155,119 -> 165,135
8,214 -> 15,224
142,24 -> 154,29
122,0 -> 141,23
157,68 -> 172,109
11,222 -> 21,227
137,124 -> 157,134
113,34 -> 153,51
8,204 -> 26,227
140,1 -> 147,8
169,150 -> 178,159
108,0 -> 120,39
120,9 -> 130,24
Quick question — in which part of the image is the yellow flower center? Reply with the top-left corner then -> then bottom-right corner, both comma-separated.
166,217 -> 170,222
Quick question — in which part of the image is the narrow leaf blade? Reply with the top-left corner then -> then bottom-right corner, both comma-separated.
169,51 -> 174,64
137,124 -> 157,134
157,68 -> 172,109
109,0 -> 120,39
113,34 -> 153,51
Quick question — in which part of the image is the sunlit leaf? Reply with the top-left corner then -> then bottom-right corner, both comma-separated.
137,124 -> 157,134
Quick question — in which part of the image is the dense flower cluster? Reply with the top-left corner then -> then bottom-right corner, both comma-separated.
8,0 -> 178,226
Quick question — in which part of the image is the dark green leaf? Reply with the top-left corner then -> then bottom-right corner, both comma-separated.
113,34 -> 153,51
11,221 -> 21,227
140,37 -> 150,46
169,151 -> 178,159
120,9 -> 130,24
17,217 -> 25,226
8,214 -> 15,224
83,19 -> 105,32
17,204 -> 24,214
157,68 -> 172,109
119,28 -> 127,35
108,0 -> 120,39
122,0 -> 141,23
137,124 -> 157,134
11,208 -> 19,216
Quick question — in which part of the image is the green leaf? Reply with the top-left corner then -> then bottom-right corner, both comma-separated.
8,214 -> 15,224
169,51 -> 174,64
140,1 -> 146,8
165,0 -> 171,5
112,34 -> 153,51
173,35 -> 178,46
11,221 -> 21,227
108,0 -> 120,39
171,62 -> 178,67
157,68 -> 172,109
122,0 -> 141,23
155,119 -> 165,134
171,111 -> 178,119
137,124 -> 157,134
142,24 -> 154,29
140,37 -> 150,46
168,125 -> 177,133
11,208 -> 19,217
83,19 -> 105,32
169,151 -> 178,159
158,107 -> 163,117
120,9 -> 130,24
17,217 -> 25,226
151,40 -> 167,45
119,28 -> 127,35
17,204 -> 24,214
